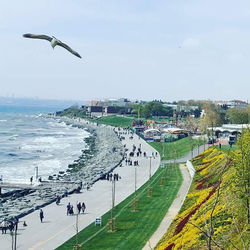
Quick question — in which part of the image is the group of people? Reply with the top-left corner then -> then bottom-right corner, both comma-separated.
1,127 -> 153,239
1,216 -> 19,234
125,159 -> 139,166
100,172 -> 120,181
67,202 -> 86,215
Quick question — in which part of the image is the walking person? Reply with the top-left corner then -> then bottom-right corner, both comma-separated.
39,209 -> 44,223
69,205 -> 74,215
56,195 -> 61,205
77,202 -> 81,214
13,216 -> 19,230
67,202 -> 71,215
81,202 -> 86,213
1,219 -> 7,234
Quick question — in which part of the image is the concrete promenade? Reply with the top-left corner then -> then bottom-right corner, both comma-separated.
0,129 -> 160,250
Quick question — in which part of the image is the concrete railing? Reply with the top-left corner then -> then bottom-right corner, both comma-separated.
186,160 -> 195,179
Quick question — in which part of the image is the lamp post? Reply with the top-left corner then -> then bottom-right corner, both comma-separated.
108,176 -> 116,232
35,166 -> 38,180
149,156 -> 152,180
160,163 -> 165,186
147,156 -> 153,197
162,138 -> 165,158
131,165 -> 138,212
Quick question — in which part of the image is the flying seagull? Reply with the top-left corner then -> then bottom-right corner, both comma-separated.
23,33 -> 81,58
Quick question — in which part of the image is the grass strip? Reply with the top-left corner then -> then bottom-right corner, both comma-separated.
94,116 -> 134,128
149,137 -> 204,160
57,164 -> 182,250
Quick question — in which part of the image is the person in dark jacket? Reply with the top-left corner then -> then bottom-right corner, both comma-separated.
77,202 -> 81,214
39,209 -> 44,223
81,202 -> 86,213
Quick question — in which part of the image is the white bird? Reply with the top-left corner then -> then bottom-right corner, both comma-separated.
23,33 -> 81,58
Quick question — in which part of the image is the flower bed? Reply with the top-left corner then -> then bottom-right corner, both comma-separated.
156,147 -> 233,249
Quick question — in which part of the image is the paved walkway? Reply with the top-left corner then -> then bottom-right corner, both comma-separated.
0,129 -> 160,250
143,144 -> 209,250
142,164 -> 191,250
162,144 -> 210,164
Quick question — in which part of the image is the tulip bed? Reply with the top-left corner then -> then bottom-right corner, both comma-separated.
156,147 -> 235,249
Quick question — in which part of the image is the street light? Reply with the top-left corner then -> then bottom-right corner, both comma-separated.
108,176 -> 117,232
149,156 -> 152,180
162,138 -> 165,158
131,165 -> 138,212
147,156 -> 153,197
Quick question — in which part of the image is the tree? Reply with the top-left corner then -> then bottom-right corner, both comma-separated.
233,128 -> 250,224
141,102 -> 168,118
184,117 -> 199,133
200,104 -> 222,128
226,107 -> 249,124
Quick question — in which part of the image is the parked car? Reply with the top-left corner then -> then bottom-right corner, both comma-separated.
208,138 -> 216,144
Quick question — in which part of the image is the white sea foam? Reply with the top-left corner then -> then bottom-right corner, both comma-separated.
0,114 -> 90,182
33,137 -> 58,144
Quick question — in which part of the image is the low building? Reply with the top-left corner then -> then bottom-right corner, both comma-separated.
208,124 -> 249,143
144,128 -> 161,141
87,106 -> 103,117
214,100 -> 248,109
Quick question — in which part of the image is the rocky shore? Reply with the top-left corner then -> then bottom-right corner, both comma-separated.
0,117 -> 124,221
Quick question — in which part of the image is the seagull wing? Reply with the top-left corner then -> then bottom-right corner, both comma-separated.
57,41 -> 82,58
23,34 -> 52,42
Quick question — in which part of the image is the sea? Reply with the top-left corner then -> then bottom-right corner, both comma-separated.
0,105 -> 89,184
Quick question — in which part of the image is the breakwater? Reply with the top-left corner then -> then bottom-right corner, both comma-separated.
0,117 -> 124,221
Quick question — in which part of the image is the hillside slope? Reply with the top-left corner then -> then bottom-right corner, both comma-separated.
156,140 -> 250,249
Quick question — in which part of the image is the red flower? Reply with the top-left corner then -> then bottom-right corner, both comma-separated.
165,243 -> 175,250
175,185 -> 219,234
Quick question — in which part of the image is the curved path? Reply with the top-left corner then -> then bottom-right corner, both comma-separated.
162,144 -> 209,164
143,144 -> 209,250
0,128 -> 160,250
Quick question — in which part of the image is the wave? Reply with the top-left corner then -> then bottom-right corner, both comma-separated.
8,153 -> 18,157
0,114 -> 89,182
8,134 -> 19,140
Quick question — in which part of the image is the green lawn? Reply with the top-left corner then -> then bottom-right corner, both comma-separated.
95,115 -> 134,127
149,137 -> 205,160
214,144 -> 238,152
57,164 -> 182,250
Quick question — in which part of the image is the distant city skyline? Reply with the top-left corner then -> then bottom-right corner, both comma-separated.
0,95 -> 248,105
1,1 -> 250,101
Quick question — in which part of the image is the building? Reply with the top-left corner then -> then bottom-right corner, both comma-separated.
86,106 -> 103,117
87,98 -> 131,107
214,100 -> 248,109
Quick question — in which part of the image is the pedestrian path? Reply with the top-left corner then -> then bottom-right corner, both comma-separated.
162,144 -> 209,164
143,144 -> 209,250
0,129 -> 160,250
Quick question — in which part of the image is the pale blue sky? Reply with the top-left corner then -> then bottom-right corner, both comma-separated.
0,0 -> 250,102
